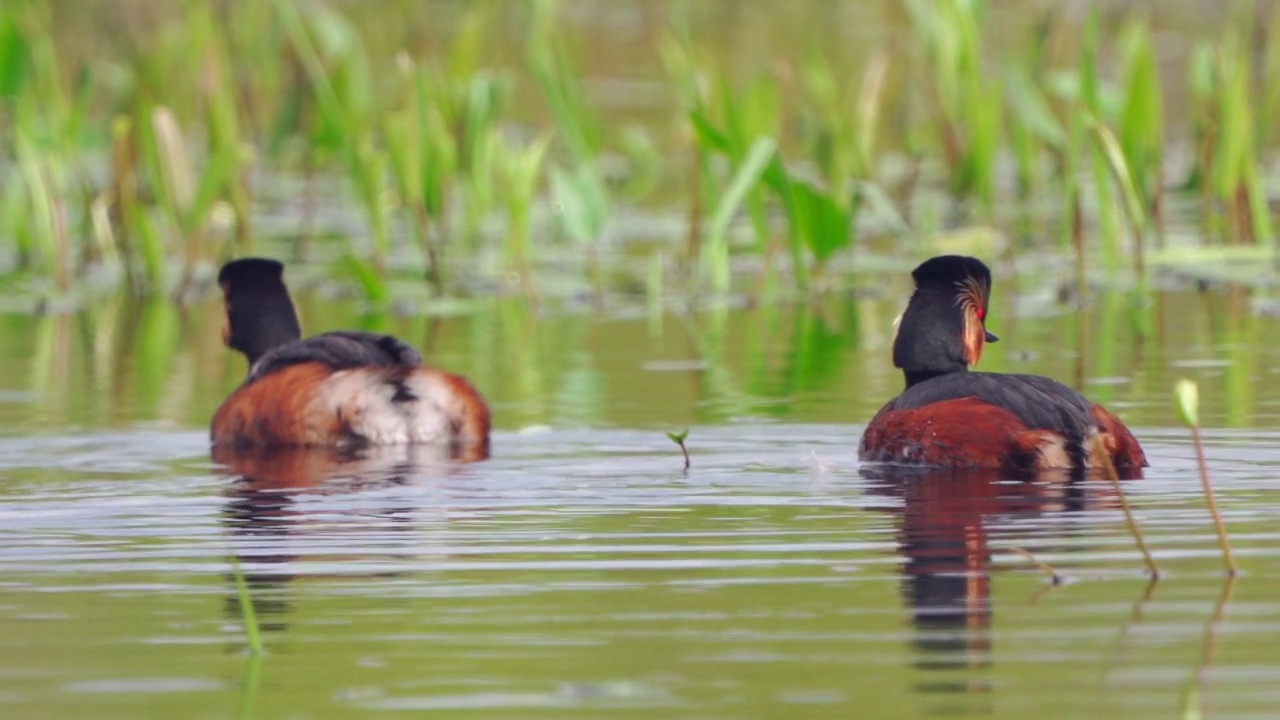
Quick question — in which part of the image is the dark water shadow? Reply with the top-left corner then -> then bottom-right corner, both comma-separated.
862,467 -> 1130,712
214,444 -> 488,637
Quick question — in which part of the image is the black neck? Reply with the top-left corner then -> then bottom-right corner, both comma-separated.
892,289 -> 970,387
903,367 -> 965,389
226,285 -> 301,366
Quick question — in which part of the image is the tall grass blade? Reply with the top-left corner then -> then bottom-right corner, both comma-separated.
704,137 -> 776,294
1118,21 -> 1163,238
1087,114 -> 1147,277
1079,10 -> 1121,271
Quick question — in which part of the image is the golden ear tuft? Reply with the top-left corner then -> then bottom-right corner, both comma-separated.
954,274 -> 991,318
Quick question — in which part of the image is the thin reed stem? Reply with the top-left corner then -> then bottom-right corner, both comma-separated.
1096,448 -> 1161,577
1011,546 -> 1063,585
1190,426 -> 1238,576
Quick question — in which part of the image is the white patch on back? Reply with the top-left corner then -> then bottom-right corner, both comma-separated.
314,368 -> 456,446
1033,433 -> 1070,470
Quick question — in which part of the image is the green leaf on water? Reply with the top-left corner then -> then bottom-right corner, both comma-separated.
1174,379 -> 1200,428
666,429 -> 689,444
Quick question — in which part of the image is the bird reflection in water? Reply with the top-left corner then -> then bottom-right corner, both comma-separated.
215,442 -> 489,636
865,467 -> 1126,712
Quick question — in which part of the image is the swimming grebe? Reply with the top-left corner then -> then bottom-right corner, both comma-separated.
859,255 -> 1145,475
210,258 -> 490,456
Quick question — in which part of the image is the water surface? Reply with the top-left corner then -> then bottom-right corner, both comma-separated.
2,283 -> 1279,718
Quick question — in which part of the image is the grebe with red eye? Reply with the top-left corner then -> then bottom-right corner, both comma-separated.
859,255 -> 1145,475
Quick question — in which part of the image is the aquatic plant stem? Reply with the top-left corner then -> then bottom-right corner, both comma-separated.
230,556 -> 265,655
1096,574 -> 1160,690
1179,573 -> 1236,716
237,651 -> 264,720
1190,425 -> 1238,576
1096,448 -> 1161,577
1176,379 -> 1237,576
1010,546 -> 1063,585
1072,188 -> 1086,305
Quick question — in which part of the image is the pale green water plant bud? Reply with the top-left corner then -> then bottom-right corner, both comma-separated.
1174,379 -> 1200,427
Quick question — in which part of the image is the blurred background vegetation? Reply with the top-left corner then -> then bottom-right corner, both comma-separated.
2,0 -> 1278,305
3,1 -> 1280,436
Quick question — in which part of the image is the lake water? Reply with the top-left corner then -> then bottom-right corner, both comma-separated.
1,275 -> 1278,719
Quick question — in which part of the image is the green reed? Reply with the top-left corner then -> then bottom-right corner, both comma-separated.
799,49 -> 887,205
1078,11 -> 1122,273
384,5 -> 509,293
1264,4 -> 1280,153
906,0 -> 999,215
3,2 -> 84,294
528,0 -> 611,293
685,72 -> 779,290
1117,20 -> 1164,243
704,136 -> 775,294
111,117 -> 166,290
384,57 -> 456,293
496,131 -> 552,296
792,46 -> 888,284
3,1 -> 1280,300
1003,60 -> 1064,207
1089,115 -> 1149,280
689,69 -> 858,293
1190,34 -> 1274,247
274,0 -> 394,298
14,132 -> 70,292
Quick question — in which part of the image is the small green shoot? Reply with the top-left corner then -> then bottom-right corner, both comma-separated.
1174,379 -> 1237,576
666,428 -> 690,471
1174,379 -> 1199,427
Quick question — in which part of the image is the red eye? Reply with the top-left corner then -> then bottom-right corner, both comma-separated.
977,307 -> 986,321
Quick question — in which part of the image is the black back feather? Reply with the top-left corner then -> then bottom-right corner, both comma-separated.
245,331 -> 423,384
886,372 -> 1099,443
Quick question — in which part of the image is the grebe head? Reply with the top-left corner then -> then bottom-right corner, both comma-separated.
891,255 -> 998,388
218,258 -> 302,366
